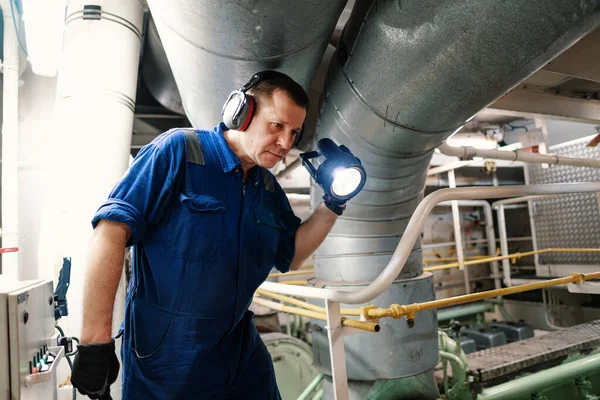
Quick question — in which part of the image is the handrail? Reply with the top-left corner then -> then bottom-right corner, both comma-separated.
261,182 -> 600,303
424,248 -> 600,272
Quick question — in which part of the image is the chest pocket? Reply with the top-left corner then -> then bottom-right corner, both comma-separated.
169,193 -> 226,261
251,197 -> 283,270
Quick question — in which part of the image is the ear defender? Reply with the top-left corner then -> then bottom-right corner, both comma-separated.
221,70 -> 305,147
221,90 -> 256,131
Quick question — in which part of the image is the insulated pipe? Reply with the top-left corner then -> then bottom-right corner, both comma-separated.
1,0 -> 20,279
260,182 -> 600,302
37,0 -> 144,389
145,0 -> 347,127
314,0 -> 600,285
477,352 -> 600,400
439,143 -> 600,168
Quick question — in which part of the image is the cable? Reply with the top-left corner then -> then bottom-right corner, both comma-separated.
55,324 -> 77,400
9,0 -> 28,55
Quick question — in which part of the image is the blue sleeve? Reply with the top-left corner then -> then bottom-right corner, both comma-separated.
92,131 -> 185,247
274,181 -> 302,273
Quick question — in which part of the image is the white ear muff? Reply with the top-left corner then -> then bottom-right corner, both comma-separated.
221,91 -> 247,130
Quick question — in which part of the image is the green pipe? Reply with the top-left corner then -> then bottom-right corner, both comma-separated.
312,388 -> 324,400
478,352 -> 600,400
440,351 -> 467,398
437,302 -> 494,321
298,373 -> 324,400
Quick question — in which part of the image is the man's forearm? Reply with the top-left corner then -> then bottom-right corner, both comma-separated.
80,220 -> 129,344
289,204 -> 337,270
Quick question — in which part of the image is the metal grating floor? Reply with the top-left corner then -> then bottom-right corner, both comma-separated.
466,320 -> 600,382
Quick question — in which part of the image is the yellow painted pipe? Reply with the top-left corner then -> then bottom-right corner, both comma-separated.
279,280 -> 309,285
252,296 -> 378,332
341,317 -> 380,333
269,269 -> 314,278
364,271 -> 600,322
253,296 -> 327,320
256,289 -> 362,316
424,248 -> 600,272
423,254 -> 491,263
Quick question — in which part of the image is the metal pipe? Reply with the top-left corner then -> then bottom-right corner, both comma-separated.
146,0 -> 347,127
269,269 -> 314,278
425,248 -> 600,272
439,142 -> 600,168
437,302 -> 495,321
439,351 -> 467,398
492,195 -> 562,207
252,296 -> 379,332
255,289 -> 361,316
423,255 -> 492,263
1,0 -> 20,278
259,182 -> 600,302
447,170 -> 469,294
477,352 -> 600,400
422,237 -> 532,249
297,373 -> 325,400
341,317 -> 381,333
427,160 -> 480,176
369,271 -> 600,323
497,204 -> 512,286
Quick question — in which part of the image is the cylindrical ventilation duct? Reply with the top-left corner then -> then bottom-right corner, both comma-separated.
145,0 -> 348,128
312,0 -> 600,397
37,0 -> 144,391
141,16 -> 185,115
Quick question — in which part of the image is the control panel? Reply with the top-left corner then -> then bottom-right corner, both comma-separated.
0,279 -> 57,400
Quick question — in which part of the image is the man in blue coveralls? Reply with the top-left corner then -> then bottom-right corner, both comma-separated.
71,71 -> 355,399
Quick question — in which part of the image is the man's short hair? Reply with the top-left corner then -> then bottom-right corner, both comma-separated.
248,73 -> 309,114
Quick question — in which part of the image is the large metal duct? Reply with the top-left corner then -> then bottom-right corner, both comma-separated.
141,16 -> 185,115
145,0 -> 347,128
311,0 -> 600,398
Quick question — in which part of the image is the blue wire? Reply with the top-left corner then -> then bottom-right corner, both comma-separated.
9,0 -> 28,56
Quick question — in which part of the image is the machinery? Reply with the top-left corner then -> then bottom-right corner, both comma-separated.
3,0 -> 600,399
0,280 -> 62,400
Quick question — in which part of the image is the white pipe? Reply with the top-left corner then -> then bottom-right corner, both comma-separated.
496,205 -> 512,286
438,200 -> 501,290
37,0 -> 144,391
492,195 -> 560,208
439,143 -> 600,168
447,170 -> 468,293
1,0 -> 20,279
260,182 -> 600,303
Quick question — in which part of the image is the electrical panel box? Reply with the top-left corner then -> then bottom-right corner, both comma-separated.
0,279 -> 56,400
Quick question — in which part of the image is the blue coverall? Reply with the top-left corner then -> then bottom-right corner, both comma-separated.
92,123 -> 301,399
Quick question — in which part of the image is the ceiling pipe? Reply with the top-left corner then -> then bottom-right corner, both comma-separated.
0,0 -> 21,279
311,0 -> 600,389
145,0 -> 348,128
439,142 -> 600,168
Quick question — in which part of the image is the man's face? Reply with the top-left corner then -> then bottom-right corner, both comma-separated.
241,89 -> 306,169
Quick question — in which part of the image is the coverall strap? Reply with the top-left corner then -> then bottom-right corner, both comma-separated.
181,128 -> 205,165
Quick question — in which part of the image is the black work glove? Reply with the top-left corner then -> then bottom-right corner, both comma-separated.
71,340 -> 120,399
323,194 -> 347,216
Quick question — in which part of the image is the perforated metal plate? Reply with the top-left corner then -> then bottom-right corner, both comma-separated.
528,137 -> 600,265
467,320 -> 600,382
